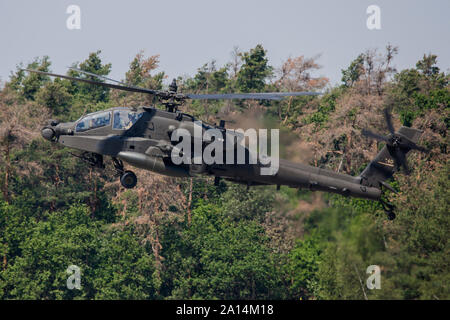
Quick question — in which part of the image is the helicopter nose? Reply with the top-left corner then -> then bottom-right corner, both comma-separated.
41,127 -> 55,141
41,119 -> 60,141
41,120 -> 75,141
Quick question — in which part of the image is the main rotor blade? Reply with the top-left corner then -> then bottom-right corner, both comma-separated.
22,69 -> 159,96
186,91 -> 321,100
23,69 -> 321,103
362,129 -> 389,142
384,108 -> 395,134
409,143 -> 428,153
68,67 -> 129,86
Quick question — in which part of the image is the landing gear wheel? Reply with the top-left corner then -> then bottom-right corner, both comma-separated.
387,211 -> 396,221
120,171 -> 137,189
380,200 -> 396,221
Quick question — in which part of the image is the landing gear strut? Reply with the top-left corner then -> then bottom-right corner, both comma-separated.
113,157 -> 137,189
71,152 -> 104,168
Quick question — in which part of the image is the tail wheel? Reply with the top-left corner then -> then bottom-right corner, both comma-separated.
120,171 -> 137,189
387,211 -> 396,221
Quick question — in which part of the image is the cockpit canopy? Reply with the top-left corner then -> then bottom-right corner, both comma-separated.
75,111 -> 111,132
75,108 -> 143,132
113,109 -> 143,130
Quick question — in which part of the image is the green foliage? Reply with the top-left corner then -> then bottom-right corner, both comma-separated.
303,87 -> 343,126
67,50 -> 112,104
0,203 -> 156,299
0,205 -> 100,299
237,44 -> 273,93
162,200 -> 284,299
341,54 -> 364,87
287,234 -> 321,298
10,139 -> 115,221
186,62 -> 230,94
183,62 -> 232,118
125,53 -> 165,90
297,161 -> 450,300
220,184 -> 274,222
416,54 -> 440,77
92,227 -> 156,299
35,78 -> 72,115
388,54 -> 449,126
7,56 -> 51,100
380,163 -> 450,299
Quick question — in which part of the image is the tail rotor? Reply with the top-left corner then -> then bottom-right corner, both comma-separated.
361,108 -> 428,174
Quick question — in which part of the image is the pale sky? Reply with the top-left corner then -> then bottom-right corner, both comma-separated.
0,0 -> 449,87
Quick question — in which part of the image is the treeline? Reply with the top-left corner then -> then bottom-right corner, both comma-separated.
0,45 -> 448,299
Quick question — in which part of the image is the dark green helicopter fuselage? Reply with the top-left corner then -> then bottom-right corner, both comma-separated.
43,105 -> 422,203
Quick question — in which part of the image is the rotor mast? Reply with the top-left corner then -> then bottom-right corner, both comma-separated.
162,79 -> 183,112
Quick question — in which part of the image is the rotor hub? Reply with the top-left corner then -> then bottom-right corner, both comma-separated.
390,135 -> 401,148
168,78 -> 178,93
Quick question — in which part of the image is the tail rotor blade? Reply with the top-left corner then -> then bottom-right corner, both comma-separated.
362,129 -> 389,142
384,108 -> 395,134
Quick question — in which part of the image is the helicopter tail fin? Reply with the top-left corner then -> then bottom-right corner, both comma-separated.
358,126 -> 423,188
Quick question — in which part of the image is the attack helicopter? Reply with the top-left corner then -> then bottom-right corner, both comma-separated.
24,68 -> 428,220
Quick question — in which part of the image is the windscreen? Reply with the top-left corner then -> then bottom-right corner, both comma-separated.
75,111 -> 111,132
113,110 -> 143,130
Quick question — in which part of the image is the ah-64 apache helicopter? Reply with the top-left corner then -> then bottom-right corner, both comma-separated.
24,68 -> 428,220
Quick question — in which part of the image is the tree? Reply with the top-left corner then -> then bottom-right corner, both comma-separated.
125,51 -> 164,89
186,61 -> 229,93
92,227 -> 157,299
164,201 -> 285,299
341,45 -> 398,95
111,51 -> 165,108
388,53 -> 449,126
0,91 -> 48,203
341,54 -> 364,87
416,54 -> 440,77
35,78 -> 72,115
287,235 -> 321,299
67,50 -> 112,103
237,44 -> 272,93
274,55 -> 328,123
0,204 -> 157,299
7,57 -> 51,100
